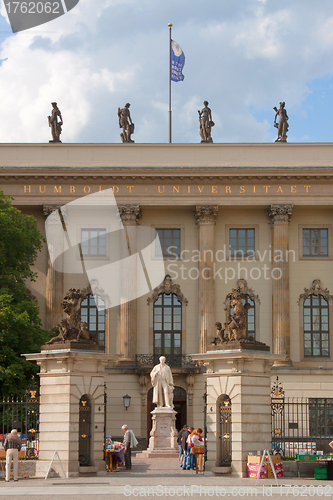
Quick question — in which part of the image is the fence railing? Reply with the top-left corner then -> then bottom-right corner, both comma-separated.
271,396 -> 333,456
0,378 -> 39,458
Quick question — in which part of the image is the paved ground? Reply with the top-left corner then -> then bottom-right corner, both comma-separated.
0,456 -> 332,499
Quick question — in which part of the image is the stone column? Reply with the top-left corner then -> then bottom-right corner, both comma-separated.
43,205 -> 64,331
195,206 -> 219,353
267,204 -> 293,365
118,205 -> 142,363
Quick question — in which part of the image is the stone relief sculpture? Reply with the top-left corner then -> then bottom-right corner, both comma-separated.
224,291 -> 251,341
48,102 -> 63,143
118,103 -> 135,143
198,101 -> 214,143
46,287 -> 98,346
273,102 -> 289,143
150,356 -> 174,408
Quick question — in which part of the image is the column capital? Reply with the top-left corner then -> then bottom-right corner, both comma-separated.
118,205 -> 142,225
194,205 -> 219,225
267,204 -> 293,225
43,204 -> 61,220
42,204 -> 68,223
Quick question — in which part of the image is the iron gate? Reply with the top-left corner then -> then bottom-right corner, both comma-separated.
219,395 -> 231,466
79,395 -> 91,466
271,377 -> 333,456
0,377 -> 39,457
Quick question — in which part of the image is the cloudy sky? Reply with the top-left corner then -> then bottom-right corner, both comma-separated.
0,0 -> 333,144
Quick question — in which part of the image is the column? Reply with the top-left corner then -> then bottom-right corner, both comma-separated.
267,204 -> 293,365
118,205 -> 142,362
43,205 -> 64,331
194,206 -> 219,353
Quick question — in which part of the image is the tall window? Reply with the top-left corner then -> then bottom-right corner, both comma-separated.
81,229 -> 106,257
153,293 -> 182,361
156,229 -> 180,258
81,294 -> 105,347
229,228 -> 255,257
303,229 -> 328,257
309,399 -> 333,437
230,295 -> 255,339
303,294 -> 329,357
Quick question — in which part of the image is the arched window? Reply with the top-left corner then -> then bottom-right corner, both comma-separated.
153,293 -> 182,363
80,294 -> 105,347
304,294 -> 329,357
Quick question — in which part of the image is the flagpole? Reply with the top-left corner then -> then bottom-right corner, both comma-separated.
168,23 -> 172,144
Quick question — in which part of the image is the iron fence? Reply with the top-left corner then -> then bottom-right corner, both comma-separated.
271,377 -> 333,457
0,377 -> 39,458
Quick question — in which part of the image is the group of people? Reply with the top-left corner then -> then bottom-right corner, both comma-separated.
177,425 -> 203,471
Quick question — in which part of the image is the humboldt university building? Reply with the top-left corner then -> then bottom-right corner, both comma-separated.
1,142 -> 333,475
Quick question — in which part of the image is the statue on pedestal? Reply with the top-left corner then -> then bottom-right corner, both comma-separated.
211,291 -> 250,345
118,103 -> 135,143
198,101 -> 214,143
45,287 -> 100,348
273,102 -> 289,143
48,102 -> 63,143
150,356 -> 174,408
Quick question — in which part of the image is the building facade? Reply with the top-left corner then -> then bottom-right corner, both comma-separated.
1,142 -> 333,467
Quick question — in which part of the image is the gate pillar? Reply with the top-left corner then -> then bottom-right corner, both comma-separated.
25,351 -> 115,478
193,350 -> 285,478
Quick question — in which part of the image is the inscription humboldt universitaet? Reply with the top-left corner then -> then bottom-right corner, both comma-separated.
21,184 -> 313,195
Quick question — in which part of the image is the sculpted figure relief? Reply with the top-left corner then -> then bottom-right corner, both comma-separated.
46,287 -> 98,346
198,100 -> 214,143
273,102 -> 289,143
224,292 -> 251,341
150,356 -> 174,408
48,102 -> 63,143
211,291 -> 250,345
118,103 -> 135,143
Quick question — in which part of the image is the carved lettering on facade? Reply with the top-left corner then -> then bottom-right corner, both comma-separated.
22,184 -> 313,196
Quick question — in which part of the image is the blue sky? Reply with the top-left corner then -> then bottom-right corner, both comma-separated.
1,0 -> 333,143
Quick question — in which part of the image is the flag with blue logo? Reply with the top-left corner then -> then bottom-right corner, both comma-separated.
171,40 -> 185,82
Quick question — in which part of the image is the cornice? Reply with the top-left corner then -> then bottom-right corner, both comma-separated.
0,173 -> 332,183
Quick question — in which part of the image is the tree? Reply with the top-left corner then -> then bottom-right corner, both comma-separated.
0,192 -> 48,397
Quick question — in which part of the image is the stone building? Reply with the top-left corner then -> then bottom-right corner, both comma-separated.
2,142 -> 333,475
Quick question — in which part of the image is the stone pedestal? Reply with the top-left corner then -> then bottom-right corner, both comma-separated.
25,350 -> 116,477
193,348 -> 285,478
141,407 -> 178,458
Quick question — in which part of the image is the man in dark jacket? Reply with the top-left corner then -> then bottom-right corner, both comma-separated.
4,429 -> 21,482
181,427 -> 192,470
177,425 -> 187,466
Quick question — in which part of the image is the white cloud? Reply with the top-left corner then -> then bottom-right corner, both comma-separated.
0,0 -> 332,143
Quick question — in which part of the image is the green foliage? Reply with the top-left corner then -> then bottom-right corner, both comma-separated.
0,192 -> 48,397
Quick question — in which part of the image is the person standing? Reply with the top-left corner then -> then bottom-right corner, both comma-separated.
177,425 -> 188,467
181,426 -> 192,470
4,429 -> 21,482
121,424 -> 138,470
